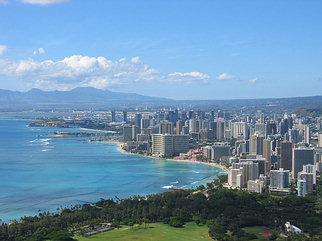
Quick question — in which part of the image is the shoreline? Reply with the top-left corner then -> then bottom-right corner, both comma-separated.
113,141 -> 228,174
79,128 -> 117,133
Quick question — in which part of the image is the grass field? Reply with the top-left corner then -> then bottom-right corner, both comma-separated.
76,222 -> 211,241
242,226 -> 271,239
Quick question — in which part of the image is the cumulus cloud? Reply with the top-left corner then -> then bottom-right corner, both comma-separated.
165,72 -> 210,84
216,73 -> 236,80
0,55 -> 160,90
21,0 -> 70,5
0,54 -> 243,90
33,48 -> 46,55
0,45 -> 8,56
248,77 -> 259,83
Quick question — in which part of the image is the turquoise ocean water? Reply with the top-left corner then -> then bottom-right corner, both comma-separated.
0,115 -> 225,223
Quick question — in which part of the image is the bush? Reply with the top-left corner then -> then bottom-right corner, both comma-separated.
169,217 -> 184,228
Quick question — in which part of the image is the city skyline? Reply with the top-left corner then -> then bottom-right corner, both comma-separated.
1,0 -> 322,100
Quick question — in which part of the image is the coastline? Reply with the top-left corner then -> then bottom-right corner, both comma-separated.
79,128 -> 117,133
113,141 -> 228,174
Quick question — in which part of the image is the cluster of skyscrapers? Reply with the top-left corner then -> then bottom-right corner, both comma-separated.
113,108 -> 321,196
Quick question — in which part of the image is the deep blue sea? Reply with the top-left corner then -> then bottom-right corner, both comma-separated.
0,114 -> 224,223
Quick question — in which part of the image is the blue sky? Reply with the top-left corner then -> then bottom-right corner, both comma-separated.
0,0 -> 321,100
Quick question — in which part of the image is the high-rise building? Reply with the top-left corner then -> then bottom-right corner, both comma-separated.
255,123 -> 266,136
297,179 -> 306,197
298,172 -> 314,194
199,129 -> 215,141
159,121 -> 174,134
228,167 -> 244,188
152,134 -> 189,157
189,119 -> 202,133
266,122 -> 277,135
319,133 -> 322,147
280,141 -> 293,171
123,125 -> 139,142
270,168 -> 290,188
302,164 -> 316,184
259,113 -> 264,124
240,156 -> 266,176
210,110 -> 215,120
288,129 -> 301,144
182,126 -> 189,135
176,120 -> 184,135
249,134 -> 264,155
263,139 -> 272,172
134,113 -> 142,127
231,122 -> 248,139
123,111 -> 127,122
247,179 -> 264,193
111,110 -> 116,122
209,121 -> 217,139
211,143 -> 230,161
216,120 -> 225,140
123,126 -> 132,142
141,118 -> 150,129
304,125 -> 311,144
231,161 -> 259,185
280,118 -> 290,135
168,110 -> 175,123
292,148 -> 314,179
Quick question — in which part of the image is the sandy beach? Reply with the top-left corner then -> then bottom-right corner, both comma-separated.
113,141 -> 228,174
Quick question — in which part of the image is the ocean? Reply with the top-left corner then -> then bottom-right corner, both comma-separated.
0,115 -> 224,223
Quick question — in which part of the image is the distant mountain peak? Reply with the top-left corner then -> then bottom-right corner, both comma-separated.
0,87 -> 171,109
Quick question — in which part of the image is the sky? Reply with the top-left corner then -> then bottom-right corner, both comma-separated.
0,0 -> 321,100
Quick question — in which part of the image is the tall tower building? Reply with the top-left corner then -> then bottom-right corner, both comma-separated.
134,113 -> 142,127
270,168 -> 290,188
318,132 -> 322,147
216,120 -> 225,140
111,110 -> 116,122
231,122 -> 248,139
280,141 -> 293,171
304,125 -> 311,144
159,121 -> 174,134
289,129 -> 301,144
249,134 -> 264,155
263,139 -> 272,172
292,148 -> 314,179
152,134 -> 189,157
123,125 -> 139,142
123,111 -> 127,122
255,123 -> 266,137
141,118 -> 150,129
176,120 -> 184,135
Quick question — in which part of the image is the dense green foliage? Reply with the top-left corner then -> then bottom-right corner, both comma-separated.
294,107 -> 322,117
1,176 -> 321,240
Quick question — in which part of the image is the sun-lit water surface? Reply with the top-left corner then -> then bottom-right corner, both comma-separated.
0,114 -> 225,222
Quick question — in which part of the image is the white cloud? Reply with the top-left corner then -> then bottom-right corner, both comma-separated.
21,0 -> 70,5
0,54 -> 245,90
0,0 -> 8,5
131,56 -> 142,64
216,73 -> 235,80
33,47 -> 46,55
165,72 -> 210,84
0,55 -> 160,90
0,45 -> 8,56
38,47 -> 45,54
248,77 -> 259,83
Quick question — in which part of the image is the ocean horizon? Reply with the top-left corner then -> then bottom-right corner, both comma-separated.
0,114 -> 225,223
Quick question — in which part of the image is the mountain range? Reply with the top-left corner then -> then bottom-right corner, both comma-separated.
0,87 -> 171,109
0,87 -> 321,111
